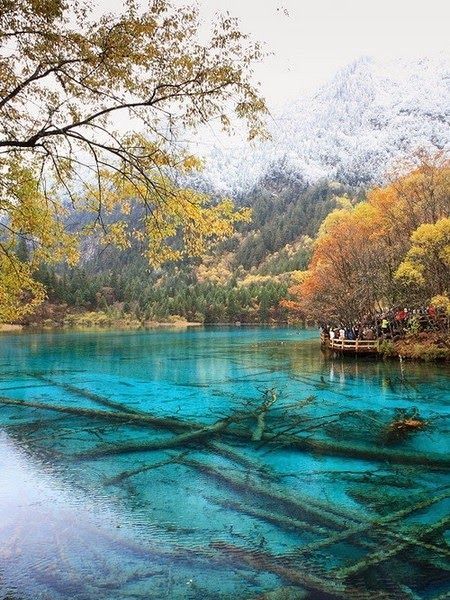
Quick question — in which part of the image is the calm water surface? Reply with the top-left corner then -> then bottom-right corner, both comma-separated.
0,327 -> 448,599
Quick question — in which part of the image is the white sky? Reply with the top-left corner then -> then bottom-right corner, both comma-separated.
178,0 -> 449,108
100,0 -> 449,109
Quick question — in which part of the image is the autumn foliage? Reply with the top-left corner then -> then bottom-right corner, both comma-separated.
288,156 -> 450,323
0,0 -> 265,321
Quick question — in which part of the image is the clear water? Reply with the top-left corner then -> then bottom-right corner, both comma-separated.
0,326 -> 448,600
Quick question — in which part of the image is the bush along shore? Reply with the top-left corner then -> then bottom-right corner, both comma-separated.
11,302 -> 205,331
379,332 -> 450,362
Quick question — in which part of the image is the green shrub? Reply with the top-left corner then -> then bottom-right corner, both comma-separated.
378,340 -> 396,357
409,344 -> 449,362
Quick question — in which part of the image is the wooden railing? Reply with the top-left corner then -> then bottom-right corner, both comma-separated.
320,334 -> 379,353
329,338 -> 379,351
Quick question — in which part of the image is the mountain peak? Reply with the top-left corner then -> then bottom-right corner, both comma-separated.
195,55 -> 449,195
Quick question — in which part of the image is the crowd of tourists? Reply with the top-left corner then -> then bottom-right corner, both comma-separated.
320,305 -> 445,342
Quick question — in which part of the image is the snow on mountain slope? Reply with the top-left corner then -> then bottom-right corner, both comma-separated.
192,56 -> 449,195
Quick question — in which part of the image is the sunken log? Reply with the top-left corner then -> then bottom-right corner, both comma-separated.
1,396 -> 449,469
335,515 -> 450,579
210,541 -> 389,600
287,489 -> 450,558
78,415 -> 238,458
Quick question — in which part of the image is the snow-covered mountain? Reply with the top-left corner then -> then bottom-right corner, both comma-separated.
192,56 -> 449,195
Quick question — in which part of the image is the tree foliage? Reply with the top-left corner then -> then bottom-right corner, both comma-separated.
396,217 -> 450,296
231,178 -> 352,270
289,156 -> 450,323
28,263 -> 289,325
0,161 -> 79,320
0,0 -> 266,320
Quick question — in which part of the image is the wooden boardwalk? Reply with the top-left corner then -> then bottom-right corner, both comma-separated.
320,335 -> 380,355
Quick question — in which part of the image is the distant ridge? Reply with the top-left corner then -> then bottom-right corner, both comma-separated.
192,55 -> 449,195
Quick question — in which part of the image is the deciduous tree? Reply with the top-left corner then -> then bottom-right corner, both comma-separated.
396,217 -> 450,299
0,0 -> 266,319
287,157 -> 450,323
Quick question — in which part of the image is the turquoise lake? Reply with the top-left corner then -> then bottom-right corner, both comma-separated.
0,326 -> 449,600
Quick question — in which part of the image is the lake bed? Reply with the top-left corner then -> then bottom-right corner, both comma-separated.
0,327 -> 449,599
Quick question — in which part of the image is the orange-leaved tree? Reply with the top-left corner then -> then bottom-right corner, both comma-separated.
286,155 -> 450,323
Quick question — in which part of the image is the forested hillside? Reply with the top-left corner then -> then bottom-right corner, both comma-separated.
27,178 -> 357,325
29,155 -> 449,330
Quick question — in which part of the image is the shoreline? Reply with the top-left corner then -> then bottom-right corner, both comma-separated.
0,321 -> 290,334
0,323 -> 23,332
0,321 -> 204,333
322,332 -> 450,363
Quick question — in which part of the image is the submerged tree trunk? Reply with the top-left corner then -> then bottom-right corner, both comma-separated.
78,416 -> 238,458
179,457 -> 362,530
335,515 -> 450,579
1,396 -> 449,469
32,375 -> 143,415
287,489 -> 450,558
252,388 -> 278,441
210,541 -> 388,600
208,496 -> 329,536
0,397 -> 191,430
